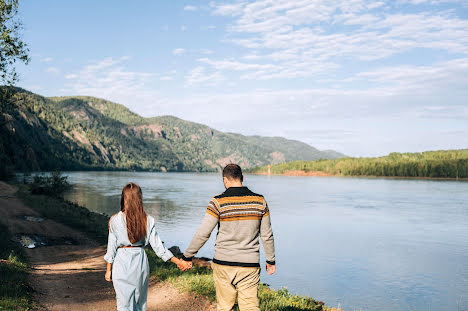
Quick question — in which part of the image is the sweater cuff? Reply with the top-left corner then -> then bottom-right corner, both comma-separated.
161,250 -> 174,262
103,254 -> 114,264
266,260 -> 275,265
181,254 -> 193,261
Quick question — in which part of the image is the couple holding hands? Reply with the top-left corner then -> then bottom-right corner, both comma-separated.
104,164 -> 276,311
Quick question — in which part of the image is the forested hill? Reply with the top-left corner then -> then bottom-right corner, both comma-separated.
250,150 -> 468,179
0,87 -> 344,174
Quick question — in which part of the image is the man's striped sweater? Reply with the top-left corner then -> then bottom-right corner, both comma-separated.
183,186 -> 275,267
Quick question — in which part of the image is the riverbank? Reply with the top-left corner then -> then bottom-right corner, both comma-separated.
0,181 -> 336,311
252,170 -> 468,181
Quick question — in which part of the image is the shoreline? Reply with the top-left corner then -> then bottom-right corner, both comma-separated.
251,170 -> 468,181
16,169 -> 468,181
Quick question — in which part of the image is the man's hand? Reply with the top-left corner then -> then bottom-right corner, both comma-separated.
171,256 -> 192,271
105,270 -> 112,282
266,263 -> 276,275
178,259 -> 193,271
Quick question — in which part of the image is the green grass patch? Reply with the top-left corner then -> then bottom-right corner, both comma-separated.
146,250 -> 217,300
146,251 -> 327,311
0,222 -> 33,311
17,185 -> 109,244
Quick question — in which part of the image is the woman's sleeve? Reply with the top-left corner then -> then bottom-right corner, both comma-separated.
104,223 -> 118,263
148,223 -> 174,262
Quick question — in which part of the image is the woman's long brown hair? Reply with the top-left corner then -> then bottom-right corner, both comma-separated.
120,183 -> 147,244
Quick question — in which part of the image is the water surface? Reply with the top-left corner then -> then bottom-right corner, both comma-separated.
63,171 -> 468,311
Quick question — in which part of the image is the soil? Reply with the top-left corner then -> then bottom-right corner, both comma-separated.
0,181 -> 214,311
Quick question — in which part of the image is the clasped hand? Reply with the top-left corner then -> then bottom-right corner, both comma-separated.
176,258 -> 192,271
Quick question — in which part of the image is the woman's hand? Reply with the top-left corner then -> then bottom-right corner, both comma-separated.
105,270 -> 112,282
105,262 -> 112,281
178,259 -> 192,271
170,256 -> 192,271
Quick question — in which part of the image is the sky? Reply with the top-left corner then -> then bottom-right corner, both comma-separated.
15,0 -> 468,157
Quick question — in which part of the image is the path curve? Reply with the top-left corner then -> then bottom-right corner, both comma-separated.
0,181 -> 214,311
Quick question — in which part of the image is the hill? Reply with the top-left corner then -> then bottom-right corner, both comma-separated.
249,150 -> 468,179
0,87 -> 344,174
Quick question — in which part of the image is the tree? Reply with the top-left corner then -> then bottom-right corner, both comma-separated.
0,0 -> 29,85
0,0 -> 29,128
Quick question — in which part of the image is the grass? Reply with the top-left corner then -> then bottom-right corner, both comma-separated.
0,222 -> 33,311
146,251 -> 328,311
15,183 -> 331,311
17,184 -> 109,244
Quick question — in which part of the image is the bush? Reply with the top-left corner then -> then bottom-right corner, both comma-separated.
29,170 -> 71,196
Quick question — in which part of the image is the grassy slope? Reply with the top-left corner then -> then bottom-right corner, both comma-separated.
16,185 -> 331,311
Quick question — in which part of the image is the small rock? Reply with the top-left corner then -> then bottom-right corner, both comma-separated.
23,215 -> 45,222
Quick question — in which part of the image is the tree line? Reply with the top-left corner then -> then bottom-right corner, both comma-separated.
251,150 -> 468,179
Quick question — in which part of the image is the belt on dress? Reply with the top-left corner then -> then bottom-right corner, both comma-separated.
119,245 -> 143,248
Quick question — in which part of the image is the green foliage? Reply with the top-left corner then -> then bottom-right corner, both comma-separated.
29,170 -> 71,196
0,0 -> 29,85
252,149 -> 468,179
0,88 -> 341,173
0,222 -> 33,311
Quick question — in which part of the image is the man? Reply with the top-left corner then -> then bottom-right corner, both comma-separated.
181,163 -> 275,311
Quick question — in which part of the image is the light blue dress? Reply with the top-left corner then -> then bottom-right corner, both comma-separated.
104,211 -> 173,311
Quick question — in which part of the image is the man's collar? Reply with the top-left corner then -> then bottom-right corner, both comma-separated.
223,186 -> 250,195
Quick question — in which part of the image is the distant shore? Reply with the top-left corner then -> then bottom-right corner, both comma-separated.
251,170 -> 468,181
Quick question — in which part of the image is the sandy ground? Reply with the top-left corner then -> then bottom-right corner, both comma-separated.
0,181 -> 214,311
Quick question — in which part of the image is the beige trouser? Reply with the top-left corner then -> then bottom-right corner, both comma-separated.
211,262 -> 261,311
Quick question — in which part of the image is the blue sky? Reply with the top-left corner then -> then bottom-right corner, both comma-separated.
16,0 -> 468,157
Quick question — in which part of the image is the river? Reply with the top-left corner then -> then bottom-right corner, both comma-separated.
62,171 -> 468,311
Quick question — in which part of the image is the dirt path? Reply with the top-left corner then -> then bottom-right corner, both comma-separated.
0,181 -> 214,311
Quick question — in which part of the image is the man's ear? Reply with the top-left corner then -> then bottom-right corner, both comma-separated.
240,175 -> 244,183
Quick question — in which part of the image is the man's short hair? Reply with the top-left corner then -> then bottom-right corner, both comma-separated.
223,164 -> 243,180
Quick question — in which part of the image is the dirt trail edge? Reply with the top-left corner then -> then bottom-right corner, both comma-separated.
0,181 -> 213,311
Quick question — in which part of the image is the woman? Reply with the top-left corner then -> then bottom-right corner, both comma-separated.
104,182 -> 190,311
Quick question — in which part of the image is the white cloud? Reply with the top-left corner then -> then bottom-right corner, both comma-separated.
185,66 -> 225,87
352,57 -> 468,94
45,66 -> 60,74
40,57 -> 53,63
200,49 -> 214,54
62,57 -> 157,110
198,57 -> 280,71
206,0 -> 468,81
160,76 -> 174,81
184,5 -> 197,11
173,48 -> 185,56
